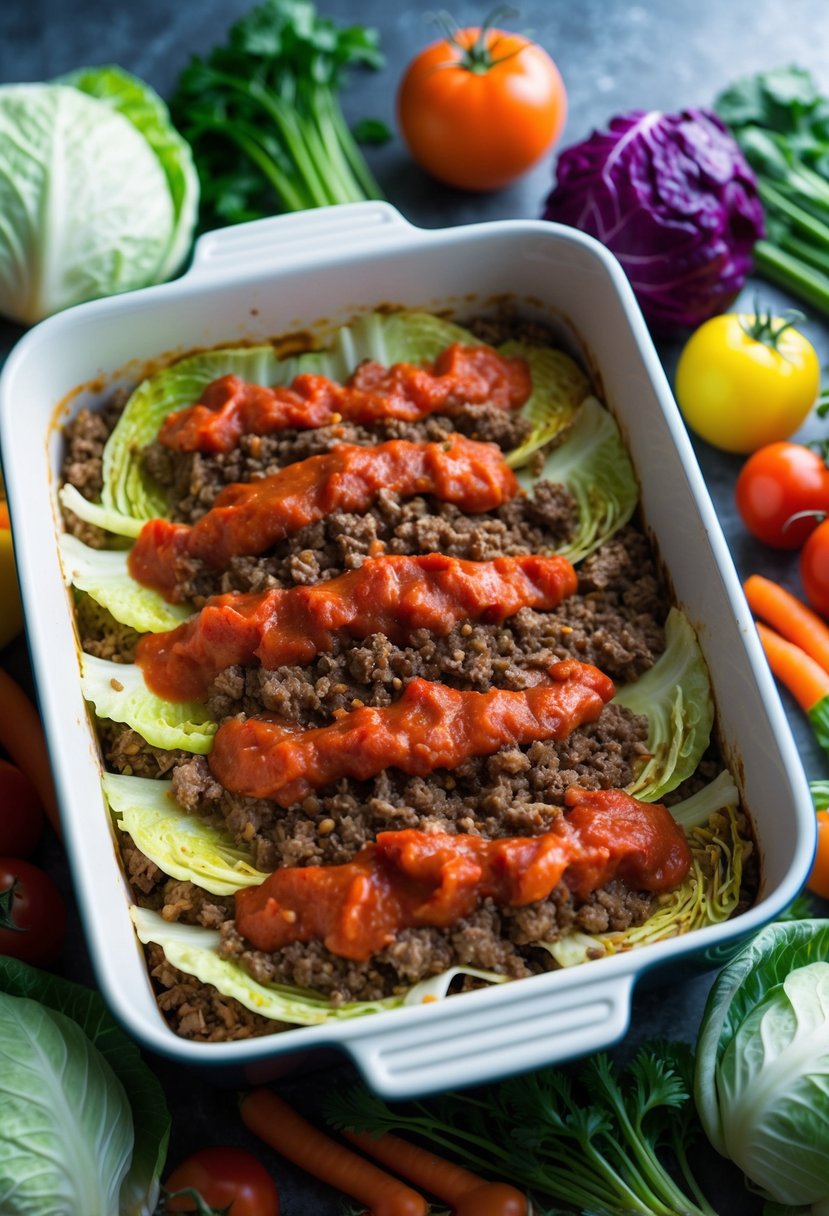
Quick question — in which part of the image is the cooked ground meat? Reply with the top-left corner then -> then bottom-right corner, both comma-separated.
62,311 -> 753,1041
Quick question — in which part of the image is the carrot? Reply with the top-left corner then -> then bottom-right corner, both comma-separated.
342,1129 -> 527,1215
0,665 -> 61,838
754,620 -> 829,713
745,573 -> 829,675
240,1088 -> 428,1216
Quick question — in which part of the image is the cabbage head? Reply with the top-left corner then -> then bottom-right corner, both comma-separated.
542,109 -> 765,334
0,73 -> 197,325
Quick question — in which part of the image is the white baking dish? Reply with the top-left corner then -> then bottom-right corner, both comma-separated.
0,201 -> 816,1098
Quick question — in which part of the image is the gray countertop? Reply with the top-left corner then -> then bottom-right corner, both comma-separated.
1,1 -> 828,1212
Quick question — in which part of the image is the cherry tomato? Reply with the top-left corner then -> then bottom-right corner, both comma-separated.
165,1146 -> 280,1216
0,758 -> 45,857
735,442 -> 829,549
396,17 -> 567,192
0,857 -> 66,965
807,809 -> 829,900
800,519 -> 829,618
674,311 -> 820,454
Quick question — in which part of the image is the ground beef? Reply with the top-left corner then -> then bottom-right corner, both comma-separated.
63,311 -> 752,1037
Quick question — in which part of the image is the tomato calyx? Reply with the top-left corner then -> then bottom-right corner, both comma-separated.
433,4 -> 527,73
0,878 -> 27,933
739,301 -> 806,358
161,1188 -> 231,1216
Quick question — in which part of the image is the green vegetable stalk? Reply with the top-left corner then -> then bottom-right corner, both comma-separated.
716,67 -> 829,318
324,1042 -> 719,1215
170,0 -> 388,229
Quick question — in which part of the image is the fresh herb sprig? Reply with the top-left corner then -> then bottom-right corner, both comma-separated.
717,67 -> 829,318
323,1041 -> 718,1215
170,0 -> 388,229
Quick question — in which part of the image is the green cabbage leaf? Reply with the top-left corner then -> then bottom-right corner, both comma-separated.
103,772 -> 268,895
544,771 -> 744,967
60,534 -> 191,633
519,396 -> 639,563
695,920 -> 829,1209
130,907 -> 507,1027
613,607 -> 714,802
80,654 -> 215,753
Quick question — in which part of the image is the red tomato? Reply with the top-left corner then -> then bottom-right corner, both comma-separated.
165,1146 -> 280,1216
807,809 -> 829,899
0,758 -> 45,857
0,857 -> 66,965
800,519 -> 829,617
735,442 -> 829,549
396,20 -> 567,191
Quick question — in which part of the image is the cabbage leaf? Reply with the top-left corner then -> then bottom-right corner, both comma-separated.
0,993 -> 134,1215
695,920 -> 829,1208
59,484 -> 144,539
103,772 -> 268,895
519,396 -> 639,563
0,84 -> 175,325
99,310 -> 586,522
613,607 -> 714,802
60,533 -> 191,633
544,772 -> 744,967
80,654 -> 215,753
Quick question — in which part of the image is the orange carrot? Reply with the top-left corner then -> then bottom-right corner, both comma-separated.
0,666 -> 61,838
343,1129 -> 527,1214
755,621 -> 829,712
745,574 -> 829,675
240,1088 -> 428,1216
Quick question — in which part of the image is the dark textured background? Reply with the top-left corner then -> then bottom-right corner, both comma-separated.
1,1 -> 829,1212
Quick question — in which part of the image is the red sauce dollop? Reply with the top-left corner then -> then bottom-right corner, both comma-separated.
234,788 -> 692,960
158,343 -> 532,454
127,434 -> 519,600
208,660 -> 615,805
135,552 -> 578,701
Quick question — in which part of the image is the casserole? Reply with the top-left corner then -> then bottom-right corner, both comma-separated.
0,201 -> 815,1099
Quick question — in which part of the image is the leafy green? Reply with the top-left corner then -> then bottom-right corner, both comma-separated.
103,772 -> 269,895
502,340 -> 589,469
130,907 -> 506,1026
0,956 -> 169,1216
59,533 -> 191,632
545,772 -> 745,967
80,654 -> 215,753
716,67 -> 829,318
169,0 -> 385,228
0,83 -> 178,325
695,919 -> 829,1208
323,1040 -> 717,1215
519,396 -> 639,563
613,607 -> 714,802
57,65 -> 199,281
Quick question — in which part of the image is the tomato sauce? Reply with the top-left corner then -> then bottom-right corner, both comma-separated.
127,435 -> 519,600
135,552 -> 578,701
234,788 -> 692,960
157,344 -> 532,454
208,659 -> 615,805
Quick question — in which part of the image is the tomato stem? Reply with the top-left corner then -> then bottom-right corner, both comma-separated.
739,293 -> 806,358
433,5 -> 528,73
0,879 -> 26,933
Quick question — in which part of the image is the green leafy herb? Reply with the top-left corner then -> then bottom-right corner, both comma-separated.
170,0 -> 385,228
716,67 -> 829,318
323,1041 -> 717,1215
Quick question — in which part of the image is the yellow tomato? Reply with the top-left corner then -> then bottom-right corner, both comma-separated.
0,501 -> 23,649
674,311 -> 820,454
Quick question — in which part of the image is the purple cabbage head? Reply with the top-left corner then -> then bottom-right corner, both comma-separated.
541,108 -> 765,334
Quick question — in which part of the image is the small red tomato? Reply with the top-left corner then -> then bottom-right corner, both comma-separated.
800,519 -> 829,617
735,442 -> 829,549
0,857 -> 66,965
164,1146 -> 280,1216
807,809 -> 829,900
0,758 -> 45,857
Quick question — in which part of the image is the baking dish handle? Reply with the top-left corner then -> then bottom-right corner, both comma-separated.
343,969 -> 636,1100
184,202 -> 416,281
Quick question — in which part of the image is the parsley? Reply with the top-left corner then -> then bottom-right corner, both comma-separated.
170,0 -> 388,230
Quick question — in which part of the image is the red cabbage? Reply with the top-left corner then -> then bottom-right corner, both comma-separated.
541,109 -> 765,334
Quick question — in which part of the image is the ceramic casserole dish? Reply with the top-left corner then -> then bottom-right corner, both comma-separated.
0,201 -> 816,1098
